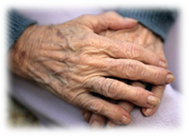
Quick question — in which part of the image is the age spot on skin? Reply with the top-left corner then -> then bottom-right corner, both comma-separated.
57,30 -> 65,39
47,25 -> 53,29
19,51 -> 26,65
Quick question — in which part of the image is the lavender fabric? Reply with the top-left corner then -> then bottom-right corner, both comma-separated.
9,9 -> 182,128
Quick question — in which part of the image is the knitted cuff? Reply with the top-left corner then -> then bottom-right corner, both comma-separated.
115,8 -> 178,41
0,2 -> 35,70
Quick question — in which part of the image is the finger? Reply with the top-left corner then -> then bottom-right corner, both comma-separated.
104,39 -> 167,67
155,39 -> 168,68
91,35 -> 167,67
82,109 -> 106,133
89,113 -> 107,128
89,87 -> 134,128
142,85 -> 165,116
88,94 -> 119,128
130,81 -> 146,88
106,121 -> 117,128
89,83 -> 138,128
78,11 -> 138,33
103,58 -> 175,85
74,93 -> 131,125
86,76 -> 160,108
82,109 -> 92,122
106,81 -> 146,127
107,100 -> 135,127
77,33 -> 166,68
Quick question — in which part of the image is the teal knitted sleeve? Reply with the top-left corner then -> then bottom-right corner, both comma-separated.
115,8 -> 178,41
0,0 -> 35,70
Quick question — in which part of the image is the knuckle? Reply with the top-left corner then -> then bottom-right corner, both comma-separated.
108,106 -> 122,120
127,44 -> 141,59
79,53 -> 89,64
84,33 -> 94,40
62,90 -> 76,103
125,61 -> 139,79
80,33 -> 94,45
86,77 -> 105,92
154,70 -> 164,84
132,87 -> 143,103
89,99 -> 104,113
79,14 -> 91,20
104,11 -> 120,19
103,79 -> 120,99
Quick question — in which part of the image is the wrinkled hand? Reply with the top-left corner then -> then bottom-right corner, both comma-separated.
82,23 -> 174,127
9,12 -> 174,125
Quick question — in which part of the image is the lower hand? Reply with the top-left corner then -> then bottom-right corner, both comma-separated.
82,23 -> 173,128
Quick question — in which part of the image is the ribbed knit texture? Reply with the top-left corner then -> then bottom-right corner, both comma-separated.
116,8 -> 178,41
0,0 -> 35,70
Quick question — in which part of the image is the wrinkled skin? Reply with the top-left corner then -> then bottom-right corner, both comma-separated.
9,12 -> 174,125
82,24 -> 170,128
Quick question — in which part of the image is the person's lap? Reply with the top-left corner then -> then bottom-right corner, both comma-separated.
9,74 -> 181,128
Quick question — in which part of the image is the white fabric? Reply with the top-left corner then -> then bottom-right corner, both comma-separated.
10,9 -> 182,128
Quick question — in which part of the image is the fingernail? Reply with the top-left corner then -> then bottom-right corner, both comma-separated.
121,116 -> 130,124
90,121 -> 102,128
144,108 -> 153,116
166,74 -> 175,84
159,60 -> 167,68
124,17 -> 138,23
147,96 -> 160,106
106,124 -> 113,129
107,121 -> 117,128
167,70 -> 172,74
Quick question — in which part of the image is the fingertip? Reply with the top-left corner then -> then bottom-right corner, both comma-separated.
122,18 -> 138,28
166,74 -> 175,84
124,17 -> 138,23
142,107 -> 157,117
159,60 -> 168,68
121,115 -> 131,124
90,120 -> 104,128
89,113 -> 107,128
107,121 -> 117,128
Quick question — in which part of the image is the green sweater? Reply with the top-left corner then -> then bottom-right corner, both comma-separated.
0,0 -> 184,70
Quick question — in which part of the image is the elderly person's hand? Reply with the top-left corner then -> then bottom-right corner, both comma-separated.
82,23 -> 173,127
9,12 -> 174,125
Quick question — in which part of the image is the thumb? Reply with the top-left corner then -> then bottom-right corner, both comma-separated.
79,11 -> 138,33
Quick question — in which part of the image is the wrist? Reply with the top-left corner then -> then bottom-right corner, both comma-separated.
9,24 -> 43,79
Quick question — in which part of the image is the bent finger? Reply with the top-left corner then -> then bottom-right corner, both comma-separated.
103,58 -> 174,85
82,109 -> 92,122
142,85 -> 165,116
107,81 -> 145,126
78,11 -> 138,33
75,93 -> 131,125
105,41 -> 167,68
86,77 -> 160,108
107,100 -> 135,127
89,113 -> 107,128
